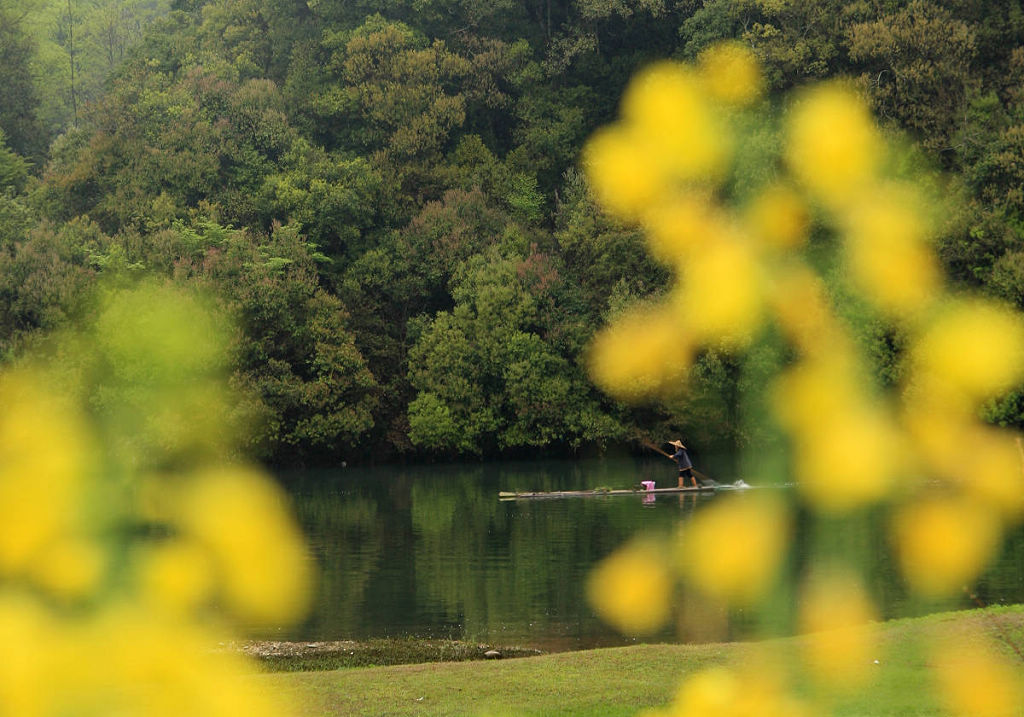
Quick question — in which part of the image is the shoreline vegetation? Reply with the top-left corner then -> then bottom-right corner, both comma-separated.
255,605 -> 1024,715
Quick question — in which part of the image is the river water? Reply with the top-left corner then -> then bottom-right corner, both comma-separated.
278,457 -> 1024,651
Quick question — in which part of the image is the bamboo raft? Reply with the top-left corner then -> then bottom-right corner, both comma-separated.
499,485 -> 719,501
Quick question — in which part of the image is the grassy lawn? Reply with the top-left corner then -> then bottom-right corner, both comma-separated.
255,606 -> 1024,716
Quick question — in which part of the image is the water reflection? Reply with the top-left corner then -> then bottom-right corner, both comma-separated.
279,458 -> 1024,651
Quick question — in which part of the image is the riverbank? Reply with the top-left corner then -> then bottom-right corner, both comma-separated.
238,638 -> 543,671
252,606 -> 1024,716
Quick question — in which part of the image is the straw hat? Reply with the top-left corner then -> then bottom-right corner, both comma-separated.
668,440 -> 686,448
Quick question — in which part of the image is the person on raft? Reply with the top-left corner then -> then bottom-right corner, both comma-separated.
669,440 -> 699,489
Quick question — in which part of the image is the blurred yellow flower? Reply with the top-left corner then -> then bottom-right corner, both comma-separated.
933,639 -> 1023,717
578,39 -> 1024,717
911,299 -> 1024,404
0,285 -> 305,717
798,569 -> 878,689
698,41 -> 763,107
745,184 -> 809,251
181,466 -> 311,626
138,539 -> 216,615
677,496 -> 788,605
769,266 -> 845,355
584,124 -> 666,220
84,607 -> 290,717
0,373 -> 90,575
786,83 -> 882,207
588,304 -> 692,402
0,594 -> 58,717
30,538 -> 106,601
586,540 -> 673,635
902,392 -> 973,478
671,665 -> 811,717
793,408 -> 901,512
892,498 -> 1001,597
643,193 -> 724,265
672,235 -> 763,345
931,428 -> 1024,522
622,61 -> 731,183
672,667 -> 739,714
843,190 -> 940,316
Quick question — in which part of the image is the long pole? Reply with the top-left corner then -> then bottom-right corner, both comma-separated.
640,438 -> 717,484
640,439 -> 673,460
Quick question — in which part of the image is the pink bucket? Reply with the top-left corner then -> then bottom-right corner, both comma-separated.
641,480 -> 656,491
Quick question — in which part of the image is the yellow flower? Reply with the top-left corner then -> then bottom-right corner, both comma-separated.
588,304 -> 692,402
671,664 -> 812,717
586,540 -> 673,635
768,266 -> 846,355
911,299 -> 1024,404
621,61 -> 731,182
83,607 -> 290,717
745,184 -> 809,251
793,408 -> 901,512
138,539 -> 216,615
698,41 -> 763,107
786,83 -> 882,207
677,496 -> 788,605
672,235 -> 763,345
902,391 -> 974,478
911,425 -> 1024,522
892,498 -> 1001,597
584,124 -> 667,220
0,372 -> 91,575
643,193 -> 725,264
964,430 -> 1024,521
0,593 -> 58,717
30,537 -> 106,601
672,667 -> 740,714
933,638 -> 1023,717
180,466 -> 311,626
773,355 -> 863,435
798,569 -> 878,689
843,188 -> 940,317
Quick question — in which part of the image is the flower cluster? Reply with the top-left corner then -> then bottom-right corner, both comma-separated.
0,284 -> 309,715
585,42 -> 1024,714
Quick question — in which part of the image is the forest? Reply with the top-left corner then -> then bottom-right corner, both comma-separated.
3,0 -> 1024,465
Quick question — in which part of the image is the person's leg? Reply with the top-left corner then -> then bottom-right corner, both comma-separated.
678,470 -> 684,489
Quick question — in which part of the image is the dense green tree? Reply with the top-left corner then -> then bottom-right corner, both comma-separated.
0,217 -> 99,358
312,16 -> 469,160
0,2 -> 47,159
407,243 -> 626,454
678,0 -> 852,87
0,130 -> 30,194
6,0 -> 1024,463
848,1 -> 977,154
196,0 -> 315,81
258,139 -> 384,265
554,168 -> 668,313
191,223 -> 379,462
40,63 -> 309,233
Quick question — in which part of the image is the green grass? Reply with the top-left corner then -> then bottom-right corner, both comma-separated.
254,606 -> 1024,716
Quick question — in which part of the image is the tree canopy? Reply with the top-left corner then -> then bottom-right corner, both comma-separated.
4,0 -> 1024,464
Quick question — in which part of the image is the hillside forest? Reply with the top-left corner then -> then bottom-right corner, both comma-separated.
3,0 -> 1024,465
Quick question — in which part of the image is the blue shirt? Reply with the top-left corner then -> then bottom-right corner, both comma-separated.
672,448 -> 692,470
